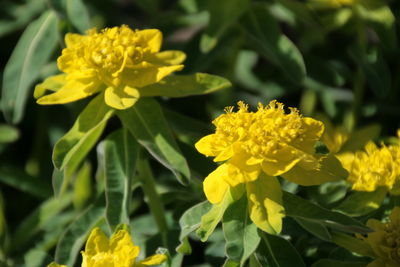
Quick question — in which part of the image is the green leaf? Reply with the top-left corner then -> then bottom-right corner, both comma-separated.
55,196 -> 105,266
66,0 -> 91,33
24,250 -> 53,267
12,193 -> 72,250
349,47 -> 391,98
177,201 -> 212,254
283,192 -> 370,233
1,11 -> 59,124
117,98 -> 190,185
222,259 -> 240,267
222,194 -> 260,264
294,217 -> 332,241
255,232 -> 307,267
48,0 -> 90,33
240,3 -> 306,84
0,124 -> 20,143
331,232 -> 375,258
139,73 -> 231,98
341,124 -> 381,152
104,129 -> 139,230
311,259 -> 368,267
196,189 -> 236,242
53,94 -> 114,170
73,161 -> 93,210
200,0 -> 250,52
0,166 -> 52,199
0,0 -> 46,37
334,188 -> 387,217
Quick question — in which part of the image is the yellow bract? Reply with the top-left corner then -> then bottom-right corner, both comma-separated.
35,25 -> 185,110
48,227 -> 167,267
338,135 -> 400,194
360,207 -> 400,267
196,100 -> 344,233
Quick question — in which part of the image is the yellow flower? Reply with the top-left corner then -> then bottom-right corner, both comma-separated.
48,227 -> 167,267
360,207 -> 400,267
338,133 -> 400,194
81,227 -> 166,267
195,100 -> 345,233
35,25 -> 185,109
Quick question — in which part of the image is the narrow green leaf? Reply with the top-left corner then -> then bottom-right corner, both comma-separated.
53,94 -> 114,170
240,3 -> 306,83
200,0 -> 250,52
55,196 -> 105,266
0,0 -> 46,37
335,188 -> 387,217
255,232 -> 307,267
294,217 -> 332,241
24,250 -> 53,267
117,98 -> 190,185
1,11 -> 59,124
139,73 -> 231,98
196,189 -> 235,242
73,161 -> 93,210
104,129 -> 139,230
66,0 -> 91,33
12,193 -> 72,250
311,259 -> 368,267
0,166 -> 52,199
177,201 -> 212,254
283,192 -> 370,233
331,232 -> 375,258
0,124 -> 20,143
223,194 -> 260,264
222,259 -> 240,267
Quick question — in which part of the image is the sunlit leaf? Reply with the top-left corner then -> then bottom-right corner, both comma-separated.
1,11 -> 59,124
117,98 -> 190,185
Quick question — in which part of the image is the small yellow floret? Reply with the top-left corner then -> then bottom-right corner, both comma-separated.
360,207 -> 400,266
339,138 -> 400,194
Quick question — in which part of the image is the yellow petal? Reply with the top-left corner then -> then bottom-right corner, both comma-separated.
195,134 -> 224,157
34,74 -> 67,98
65,33 -> 84,47
203,164 -> 230,204
150,50 -> 186,65
293,117 -> 325,154
104,85 -> 140,110
109,229 -> 139,257
261,157 -> 301,177
214,146 -> 233,162
336,152 -> 355,171
282,154 -> 347,186
84,227 -> 110,255
246,174 -> 285,234
123,64 -> 183,88
137,29 -> 162,53
224,158 -> 261,186
36,79 -> 101,105
139,254 -> 168,265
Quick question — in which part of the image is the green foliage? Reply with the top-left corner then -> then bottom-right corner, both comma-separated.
1,0 -> 400,266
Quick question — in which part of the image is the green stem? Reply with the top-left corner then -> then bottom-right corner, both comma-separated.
136,154 -> 168,246
346,19 -> 366,132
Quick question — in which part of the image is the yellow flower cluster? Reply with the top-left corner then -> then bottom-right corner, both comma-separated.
48,227 -> 166,267
196,100 -> 343,233
35,25 -> 185,109
339,135 -> 400,194
361,207 -> 400,267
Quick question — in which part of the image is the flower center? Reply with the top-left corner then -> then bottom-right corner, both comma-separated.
213,100 -> 310,159
384,222 -> 400,263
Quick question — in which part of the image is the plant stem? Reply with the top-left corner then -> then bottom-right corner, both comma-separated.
136,153 -> 168,246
